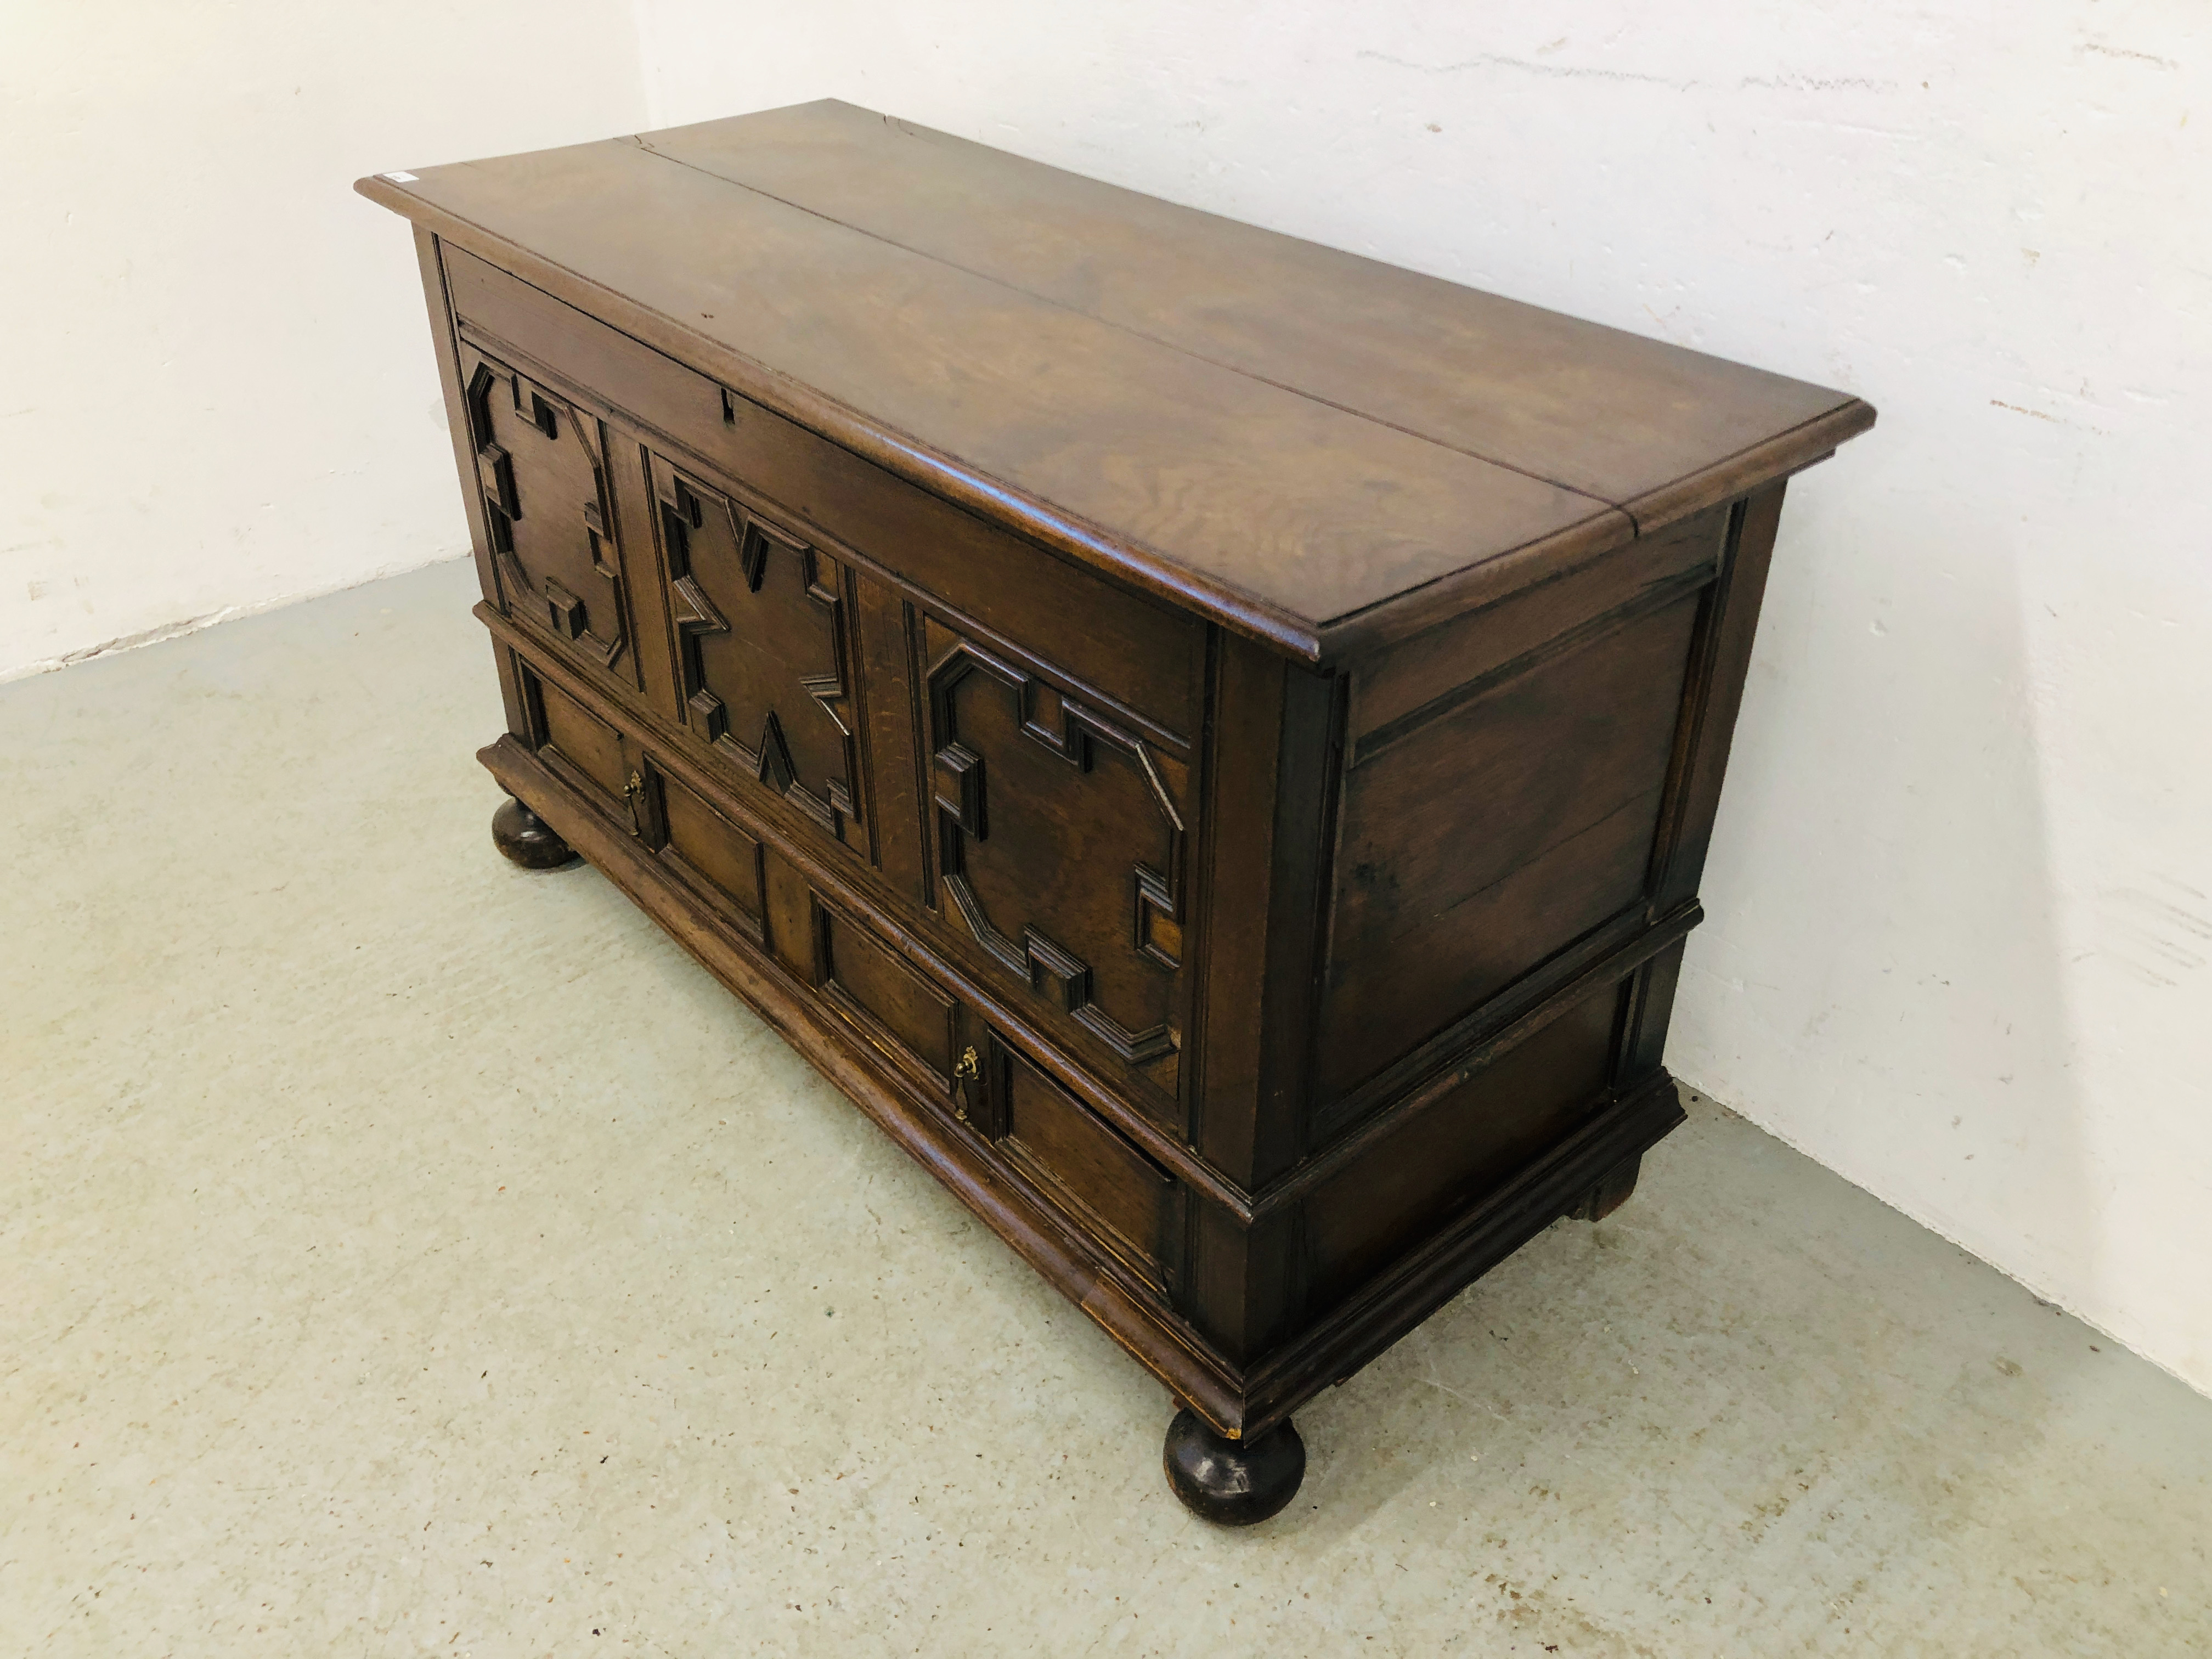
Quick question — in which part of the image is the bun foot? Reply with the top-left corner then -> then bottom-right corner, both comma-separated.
492,797 -> 578,870
1164,1408 -> 1305,1526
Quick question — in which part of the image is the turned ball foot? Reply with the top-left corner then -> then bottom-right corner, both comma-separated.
1163,1408 -> 1306,1525
491,797 -> 578,870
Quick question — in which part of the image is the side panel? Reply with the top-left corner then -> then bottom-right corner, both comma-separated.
1649,486 -> 1787,915
1300,983 -> 1623,1313
1318,591 -> 1702,1099
1347,507 -> 1723,749
1186,633 -> 1293,1184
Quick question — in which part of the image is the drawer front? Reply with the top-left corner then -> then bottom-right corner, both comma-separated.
656,766 -> 767,938
462,345 -> 644,695
814,900 -> 958,1085
528,667 -> 646,826
518,646 -> 962,1098
985,1037 -> 1183,1290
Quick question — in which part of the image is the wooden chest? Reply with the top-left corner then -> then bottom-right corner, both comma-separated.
359,100 -> 1872,1523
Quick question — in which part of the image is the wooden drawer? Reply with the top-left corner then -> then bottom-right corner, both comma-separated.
512,645 -> 1186,1297
654,765 -> 768,940
526,665 -> 644,825
444,246 -> 1206,744
524,664 -> 1180,1263
522,647 -> 966,1098
982,1036 -> 1184,1290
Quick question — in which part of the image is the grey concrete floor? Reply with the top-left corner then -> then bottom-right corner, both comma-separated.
4,558 -> 2209,1657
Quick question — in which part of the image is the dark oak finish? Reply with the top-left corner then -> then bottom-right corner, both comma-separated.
490,796 -> 577,870
1571,1154 -> 1646,1224
360,101 -> 1873,1522
1164,1408 -> 1306,1527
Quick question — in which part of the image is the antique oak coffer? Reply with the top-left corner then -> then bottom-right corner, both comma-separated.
359,101 -> 1872,1524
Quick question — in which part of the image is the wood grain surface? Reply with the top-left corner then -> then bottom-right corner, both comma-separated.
358,101 -> 1872,661
367,112 -> 1876,1475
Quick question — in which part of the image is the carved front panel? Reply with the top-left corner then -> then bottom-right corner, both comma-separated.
925,621 -> 1189,1106
647,453 -> 866,853
464,348 -> 637,689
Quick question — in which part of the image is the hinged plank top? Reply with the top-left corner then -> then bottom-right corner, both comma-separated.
360,100 -> 1872,662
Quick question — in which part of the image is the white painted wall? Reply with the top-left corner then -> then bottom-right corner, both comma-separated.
0,1 -> 648,679
632,3 -> 2212,1390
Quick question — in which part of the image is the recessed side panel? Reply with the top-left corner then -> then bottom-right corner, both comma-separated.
1301,982 -> 1623,1316
1315,588 -> 1705,1103
1348,505 -> 1725,751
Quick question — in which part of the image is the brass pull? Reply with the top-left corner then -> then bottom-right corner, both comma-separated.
622,770 -> 644,800
952,1045 -> 980,1121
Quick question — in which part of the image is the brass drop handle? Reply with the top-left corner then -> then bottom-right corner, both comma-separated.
952,1045 -> 981,1121
622,770 -> 645,800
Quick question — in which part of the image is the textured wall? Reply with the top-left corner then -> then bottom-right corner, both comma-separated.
0,1 -> 649,679
631,2 -> 2212,1391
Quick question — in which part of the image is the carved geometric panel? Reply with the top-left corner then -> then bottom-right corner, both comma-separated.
926,629 -> 1187,1096
465,351 -> 634,687
647,453 -> 864,848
